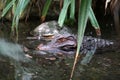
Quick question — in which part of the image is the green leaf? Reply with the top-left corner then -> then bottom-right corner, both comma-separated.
41,0 -> 52,19
12,0 -> 29,31
89,7 -> 100,29
2,0 -> 16,17
70,0 -> 75,20
77,0 -> 92,54
89,7 -> 101,36
6,0 -> 30,40
70,0 -> 92,79
58,0 -> 72,27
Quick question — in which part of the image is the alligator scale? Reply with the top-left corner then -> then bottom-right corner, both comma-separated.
26,21 -> 114,57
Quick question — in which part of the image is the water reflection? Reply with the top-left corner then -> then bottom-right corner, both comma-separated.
0,38 -> 34,80
0,37 -> 72,80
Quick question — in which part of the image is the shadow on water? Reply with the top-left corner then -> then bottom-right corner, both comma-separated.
0,20 -> 120,80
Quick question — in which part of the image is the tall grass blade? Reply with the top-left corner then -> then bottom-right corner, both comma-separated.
2,0 -> 16,17
89,7 -> 100,29
2,0 -> 30,40
41,0 -> 52,22
58,0 -> 72,27
70,0 -> 75,20
70,0 -> 92,79
89,7 -> 101,36
11,0 -> 29,39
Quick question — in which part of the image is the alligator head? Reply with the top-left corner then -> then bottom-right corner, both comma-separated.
36,35 -> 77,55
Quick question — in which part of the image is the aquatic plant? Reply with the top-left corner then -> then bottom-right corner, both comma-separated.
57,0 -> 100,79
2,0 -> 30,40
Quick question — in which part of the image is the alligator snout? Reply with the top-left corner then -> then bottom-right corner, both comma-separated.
36,36 -> 77,52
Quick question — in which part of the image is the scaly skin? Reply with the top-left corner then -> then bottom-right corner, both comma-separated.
36,35 -> 113,55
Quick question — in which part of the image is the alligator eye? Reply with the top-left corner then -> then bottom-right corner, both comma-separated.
56,37 -> 67,43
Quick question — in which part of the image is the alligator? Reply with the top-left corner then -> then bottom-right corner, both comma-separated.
32,35 -> 113,55
26,21 -> 114,57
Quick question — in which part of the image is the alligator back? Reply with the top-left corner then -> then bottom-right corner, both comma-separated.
80,36 -> 114,54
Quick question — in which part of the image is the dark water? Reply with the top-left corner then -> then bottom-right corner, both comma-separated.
0,20 -> 120,80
